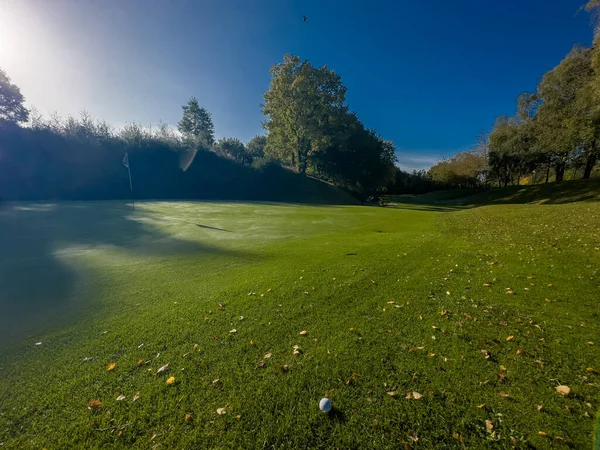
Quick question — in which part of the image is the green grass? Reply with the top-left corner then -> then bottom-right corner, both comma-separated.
0,188 -> 599,448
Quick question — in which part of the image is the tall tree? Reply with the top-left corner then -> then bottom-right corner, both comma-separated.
262,54 -> 347,175
178,97 -> 215,147
0,67 -> 29,124
537,46 -> 594,181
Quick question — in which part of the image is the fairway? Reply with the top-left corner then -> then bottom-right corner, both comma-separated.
0,198 -> 598,449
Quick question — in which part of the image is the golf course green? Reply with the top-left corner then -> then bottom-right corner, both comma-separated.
0,182 -> 599,449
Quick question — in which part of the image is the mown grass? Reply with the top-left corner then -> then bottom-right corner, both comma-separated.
0,187 -> 599,449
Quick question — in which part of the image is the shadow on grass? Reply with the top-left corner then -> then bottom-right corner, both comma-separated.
383,179 -> 600,212
0,202 -> 250,338
196,224 -> 233,232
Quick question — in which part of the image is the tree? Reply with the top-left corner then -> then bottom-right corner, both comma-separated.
0,67 -> 29,124
247,135 -> 267,159
262,54 -> 347,175
215,137 -> 247,163
537,46 -> 594,181
178,97 -> 215,147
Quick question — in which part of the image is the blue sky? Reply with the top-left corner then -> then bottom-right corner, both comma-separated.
0,0 -> 594,171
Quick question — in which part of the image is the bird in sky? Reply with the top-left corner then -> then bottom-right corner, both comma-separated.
303,15 -> 308,22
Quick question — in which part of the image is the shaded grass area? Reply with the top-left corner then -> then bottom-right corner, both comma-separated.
0,199 -> 598,449
384,178 -> 600,209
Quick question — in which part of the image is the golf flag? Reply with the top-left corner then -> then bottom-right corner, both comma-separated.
123,152 -> 130,168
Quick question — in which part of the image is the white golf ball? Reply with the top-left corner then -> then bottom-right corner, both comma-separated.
319,397 -> 332,413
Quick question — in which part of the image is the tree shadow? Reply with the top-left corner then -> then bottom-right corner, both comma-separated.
0,202 -> 250,339
196,224 -> 233,232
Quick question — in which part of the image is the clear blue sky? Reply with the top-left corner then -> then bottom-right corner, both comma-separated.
0,0 -> 593,171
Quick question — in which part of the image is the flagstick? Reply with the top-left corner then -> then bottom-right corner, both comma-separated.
127,164 -> 134,211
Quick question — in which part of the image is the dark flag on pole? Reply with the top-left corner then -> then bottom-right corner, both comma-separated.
123,152 -> 134,210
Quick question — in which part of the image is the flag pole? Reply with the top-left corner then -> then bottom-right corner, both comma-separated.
123,152 -> 134,210
127,164 -> 134,210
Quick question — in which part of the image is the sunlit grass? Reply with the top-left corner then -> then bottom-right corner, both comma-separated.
0,197 -> 598,448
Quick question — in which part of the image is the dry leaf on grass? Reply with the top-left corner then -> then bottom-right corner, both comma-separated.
346,373 -> 360,385
88,400 -> 102,409
387,391 -> 397,397
506,336 -> 514,341
216,407 -> 226,415
185,413 -> 192,423
499,392 -> 510,398
116,395 -> 126,401
476,404 -> 485,409
230,329 -> 237,334
157,364 -> 169,374
257,360 -> 266,368
166,376 -> 175,385
412,391 -> 423,399
537,404 -> 543,411
485,420 -> 494,430
299,330 -> 308,336
264,353 -> 272,359
555,385 -> 570,395
408,430 -> 419,442
107,363 -> 116,371
133,393 -> 140,401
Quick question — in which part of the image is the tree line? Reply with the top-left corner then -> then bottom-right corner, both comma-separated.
425,2 -> 600,190
0,54 -> 407,202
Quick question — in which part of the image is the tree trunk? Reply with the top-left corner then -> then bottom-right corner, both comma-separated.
555,163 -> 565,182
545,163 -> 550,183
296,137 -> 309,175
583,143 -> 597,179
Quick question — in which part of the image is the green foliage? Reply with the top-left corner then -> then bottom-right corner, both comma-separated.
177,97 -> 215,147
428,150 -> 488,189
0,67 -> 29,124
215,137 -> 247,163
246,135 -> 267,159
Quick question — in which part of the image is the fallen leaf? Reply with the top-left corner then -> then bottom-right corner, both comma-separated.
500,365 -> 507,371
257,360 -> 265,368
499,392 -> 510,398
480,350 -> 490,359
545,298 -> 551,303
299,330 -> 308,336
497,373 -> 506,383
506,336 -> 514,341
157,364 -> 169,374
194,343 -> 199,350
387,391 -> 397,397
133,393 -> 140,401
349,328 -> 356,333
346,373 -> 360,385
555,385 -> 570,395
185,413 -> 192,423
483,283 -> 491,287
236,414 -> 241,419
446,291 -> 451,296
506,290 -> 514,295
538,431 -> 547,436
183,352 -> 190,358
408,430 -> 419,442
264,353 -> 272,359
476,404 -> 485,409
587,341 -> 594,345
216,408 -> 226,415
166,376 -> 175,385
116,395 -> 126,401
217,302 -> 225,310
230,329 -> 237,334
428,353 -> 436,357
537,404 -> 543,411
412,391 -> 423,399
485,419 -> 493,430
107,363 -> 116,371
88,400 -> 102,409
137,359 -> 144,367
